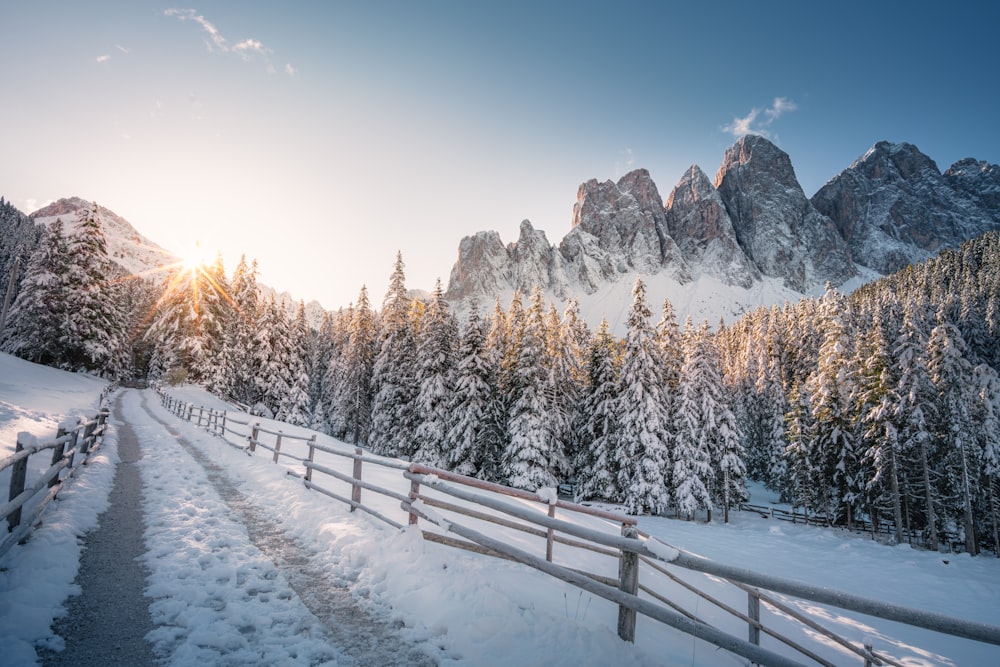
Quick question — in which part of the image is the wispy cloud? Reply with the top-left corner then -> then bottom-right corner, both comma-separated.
724,97 -> 798,139
96,54 -> 111,64
164,8 -> 294,76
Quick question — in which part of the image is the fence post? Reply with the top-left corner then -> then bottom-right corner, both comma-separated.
748,590 -> 761,647
273,431 -> 283,464
305,435 -> 316,483
65,424 -> 81,469
864,641 -> 875,667
48,425 -> 70,488
7,437 -> 29,531
351,447 -> 363,511
80,418 -> 98,458
249,422 -> 259,452
617,524 -> 639,643
546,503 -> 556,562
221,411 -> 228,437
196,406 -> 204,427
408,476 -> 420,525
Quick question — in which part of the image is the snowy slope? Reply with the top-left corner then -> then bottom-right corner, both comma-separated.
2,360 -> 997,666
30,197 -> 179,278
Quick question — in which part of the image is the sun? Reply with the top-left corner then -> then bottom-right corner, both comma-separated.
179,241 -> 211,273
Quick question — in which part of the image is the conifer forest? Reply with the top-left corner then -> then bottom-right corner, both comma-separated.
2,199 -> 998,556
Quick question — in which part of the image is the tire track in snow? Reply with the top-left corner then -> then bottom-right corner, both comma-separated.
136,391 -> 437,667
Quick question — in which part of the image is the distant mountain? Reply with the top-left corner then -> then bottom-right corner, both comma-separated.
445,136 -> 999,331
811,141 -> 1000,274
30,197 -> 179,278
17,197 -> 326,327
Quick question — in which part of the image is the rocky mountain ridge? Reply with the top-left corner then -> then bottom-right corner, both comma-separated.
446,135 -> 1000,326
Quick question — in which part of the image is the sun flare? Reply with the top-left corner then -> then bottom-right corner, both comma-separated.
179,241 -> 210,272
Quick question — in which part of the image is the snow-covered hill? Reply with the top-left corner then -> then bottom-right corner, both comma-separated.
30,197 -> 179,279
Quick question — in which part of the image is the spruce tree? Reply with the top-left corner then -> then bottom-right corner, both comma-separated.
369,253 -> 418,456
614,278 -> 670,515
412,280 -> 457,465
1,218 -> 72,366
575,318 -> 621,502
446,304 -> 495,476
503,287 -> 557,490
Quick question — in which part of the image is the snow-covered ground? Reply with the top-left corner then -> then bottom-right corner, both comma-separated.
1,355 -> 999,665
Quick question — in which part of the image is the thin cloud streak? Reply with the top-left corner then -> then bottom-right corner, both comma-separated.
724,97 -> 798,139
164,8 -> 293,76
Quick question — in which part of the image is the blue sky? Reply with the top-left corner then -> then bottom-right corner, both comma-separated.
2,1 -> 998,310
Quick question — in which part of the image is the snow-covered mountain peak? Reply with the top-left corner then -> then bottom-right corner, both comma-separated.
30,197 -> 178,278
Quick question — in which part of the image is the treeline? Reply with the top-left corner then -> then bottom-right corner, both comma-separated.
721,232 -> 1000,554
1,200 -> 997,554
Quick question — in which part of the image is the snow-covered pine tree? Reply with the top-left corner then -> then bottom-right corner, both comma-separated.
893,303 -> 940,547
927,318 -> 979,554
480,298 -> 511,481
224,256 -> 263,404
55,206 -> 130,375
412,279 -> 457,466
2,217 -> 73,366
801,286 -> 861,525
698,321 -> 748,523
369,253 -> 418,457
321,306 -> 353,439
0,198 -> 42,330
277,301 -> 312,426
574,318 -> 621,503
614,277 -> 670,515
558,299 -> 590,478
337,286 -> 376,445
852,315 -> 905,543
503,286 -> 557,491
672,318 -> 716,521
446,303 -> 496,476
973,363 -> 1000,554
307,311 -> 336,426
254,295 -> 291,417
193,252 -> 230,387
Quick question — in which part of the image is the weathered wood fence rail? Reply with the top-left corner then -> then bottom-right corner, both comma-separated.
1,383 -> 115,559
739,501 -> 934,548
156,388 -> 1000,667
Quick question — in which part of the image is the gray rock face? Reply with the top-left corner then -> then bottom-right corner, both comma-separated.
446,230 -> 513,301
664,165 -> 759,288
445,135 -> 998,318
811,142 -> 1000,274
714,135 -> 855,292
945,157 -> 1000,216
570,169 -> 675,274
447,221 -> 568,300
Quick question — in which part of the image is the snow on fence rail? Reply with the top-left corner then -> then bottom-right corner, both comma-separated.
1,384 -> 115,559
156,388 -> 1000,667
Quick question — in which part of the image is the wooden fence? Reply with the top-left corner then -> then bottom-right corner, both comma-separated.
156,388 -> 1000,667
739,502 -> 937,549
1,384 -> 116,559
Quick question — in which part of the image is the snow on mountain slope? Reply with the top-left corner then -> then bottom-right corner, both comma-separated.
446,136 -> 998,332
31,197 -> 179,278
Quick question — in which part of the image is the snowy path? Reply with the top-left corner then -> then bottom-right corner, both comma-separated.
132,390 -> 436,666
40,393 -> 157,667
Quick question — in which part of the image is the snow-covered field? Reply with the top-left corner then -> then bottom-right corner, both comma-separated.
1,354 -> 999,665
